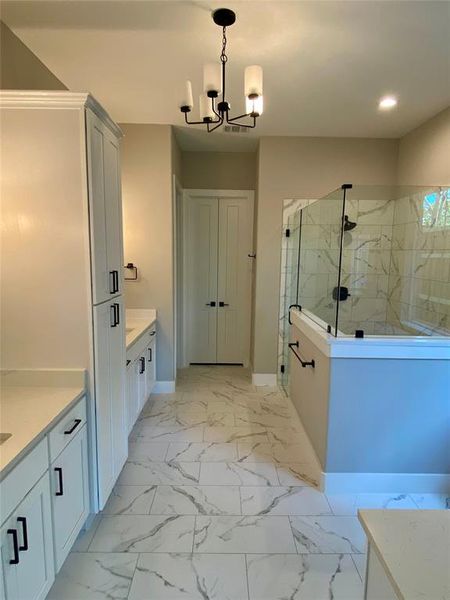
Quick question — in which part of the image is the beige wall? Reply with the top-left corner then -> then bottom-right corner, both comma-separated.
397,106 -> 450,186
253,136 -> 399,374
0,21 -> 67,90
120,123 -> 175,381
182,151 -> 256,190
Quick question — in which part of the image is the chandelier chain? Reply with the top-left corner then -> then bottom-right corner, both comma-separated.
221,26 -> 228,63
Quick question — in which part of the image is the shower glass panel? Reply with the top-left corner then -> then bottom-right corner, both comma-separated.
278,202 -> 303,393
338,184 -> 450,336
298,187 -> 345,336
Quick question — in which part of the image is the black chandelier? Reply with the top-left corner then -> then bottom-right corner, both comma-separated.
179,8 -> 264,133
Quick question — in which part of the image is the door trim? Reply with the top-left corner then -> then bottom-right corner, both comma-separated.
182,189 -> 255,368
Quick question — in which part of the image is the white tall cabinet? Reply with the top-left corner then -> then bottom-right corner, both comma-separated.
0,91 -> 128,511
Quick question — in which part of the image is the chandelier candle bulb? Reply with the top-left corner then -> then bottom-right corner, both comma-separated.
203,63 -> 222,96
199,94 -> 215,121
181,80 -> 194,109
245,65 -> 263,97
246,95 -> 264,116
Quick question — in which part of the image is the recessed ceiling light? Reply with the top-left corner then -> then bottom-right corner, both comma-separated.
379,96 -> 398,110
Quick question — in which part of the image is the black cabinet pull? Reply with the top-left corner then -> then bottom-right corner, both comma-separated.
288,341 -> 315,368
7,529 -> 19,565
64,418 -> 82,435
112,302 -> 120,326
148,347 -> 152,362
54,467 -> 64,496
139,356 -> 146,374
206,301 -> 216,307
110,304 -> 117,327
219,301 -> 229,307
109,271 -> 115,294
16,517 -> 28,552
114,270 -> 119,293
149,330 -> 156,336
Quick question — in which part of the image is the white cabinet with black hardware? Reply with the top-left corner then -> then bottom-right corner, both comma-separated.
51,423 -> 89,571
93,298 -> 127,508
125,324 -> 157,432
86,109 -> 123,306
1,91 -> 126,516
0,474 -> 54,600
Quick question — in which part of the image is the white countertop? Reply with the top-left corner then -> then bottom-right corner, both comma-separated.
126,308 -> 156,350
0,369 -> 85,478
358,509 -> 450,600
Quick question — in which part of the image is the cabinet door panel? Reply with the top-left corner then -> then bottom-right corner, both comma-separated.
86,110 -> 109,305
126,361 -> 138,434
109,298 -> 128,478
93,300 -> 115,508
104,129 -> 124,296
146,340 -> 156,396
1,474 -> 54,600
51,426 -> 89,571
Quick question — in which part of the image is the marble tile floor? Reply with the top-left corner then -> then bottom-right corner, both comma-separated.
48,365 -> 449,600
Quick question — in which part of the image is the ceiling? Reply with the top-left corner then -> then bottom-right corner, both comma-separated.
1,0 -> 449,150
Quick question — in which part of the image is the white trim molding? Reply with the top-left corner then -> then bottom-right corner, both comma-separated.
252,373 -> 277,387
322,471 -> 450,494
153,381 -> 176,393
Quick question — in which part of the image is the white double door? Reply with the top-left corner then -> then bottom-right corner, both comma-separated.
186,191 -> 254,365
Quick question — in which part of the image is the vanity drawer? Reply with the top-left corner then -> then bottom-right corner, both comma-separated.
48,396 -> 87,462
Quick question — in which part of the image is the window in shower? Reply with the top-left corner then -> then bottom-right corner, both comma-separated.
422,188 -> 450,230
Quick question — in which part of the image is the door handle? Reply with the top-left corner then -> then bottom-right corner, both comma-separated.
113,270 -> 119,293
16,517 -> 28,552
54,467 -> 64,496
7,529 -> 19,565
114,302 -> 120,326
140,356 -> 145,374
206,301 -> 216,307
148,347 -> 152,362
219,302 -> 229,307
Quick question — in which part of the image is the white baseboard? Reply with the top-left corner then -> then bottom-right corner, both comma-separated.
153,381 -> 176,393
322,471 -> 450,494
252,373 -> 277,387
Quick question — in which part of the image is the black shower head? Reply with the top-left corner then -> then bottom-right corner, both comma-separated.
344,215 -> 357,231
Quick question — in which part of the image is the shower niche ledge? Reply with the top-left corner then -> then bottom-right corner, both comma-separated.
289,309 -> 450,495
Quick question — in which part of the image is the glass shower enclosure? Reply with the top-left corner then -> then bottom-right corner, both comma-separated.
278,184 -> 450,393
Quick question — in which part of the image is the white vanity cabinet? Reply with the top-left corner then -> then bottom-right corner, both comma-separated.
1,474 -> 54,600
126,324 -> 157,432
0,395 -> 90,599
50,424 -> 89,571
